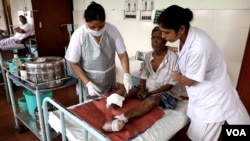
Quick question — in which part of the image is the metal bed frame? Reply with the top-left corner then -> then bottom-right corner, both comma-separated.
43,97 -> 110,141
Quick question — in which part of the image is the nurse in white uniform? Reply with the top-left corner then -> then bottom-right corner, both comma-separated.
157,5 -> 250,141
65,2 -> 133,100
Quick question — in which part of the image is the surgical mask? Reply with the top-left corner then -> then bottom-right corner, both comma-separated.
87,25 -> 106,37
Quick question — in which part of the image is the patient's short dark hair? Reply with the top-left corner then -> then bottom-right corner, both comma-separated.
152,26 -> 160,33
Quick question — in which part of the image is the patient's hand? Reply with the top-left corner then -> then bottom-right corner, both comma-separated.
137,90 -> 149,99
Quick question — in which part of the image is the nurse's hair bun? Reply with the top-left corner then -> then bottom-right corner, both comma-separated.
183,8 -> 193,23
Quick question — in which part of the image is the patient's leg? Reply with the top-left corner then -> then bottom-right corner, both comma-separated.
124,95 -> 161,119
102,95 -> 161,132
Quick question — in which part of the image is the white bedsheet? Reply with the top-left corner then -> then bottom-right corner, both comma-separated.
49,100 -> 189,141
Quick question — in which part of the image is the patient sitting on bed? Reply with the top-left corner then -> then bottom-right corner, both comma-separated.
103,26 -> 179,132
0,15 -> 32,46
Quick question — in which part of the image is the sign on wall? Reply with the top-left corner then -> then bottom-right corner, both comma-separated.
140,0 -> 154,21
153,9 -> 163,24
124,0 -> 138,19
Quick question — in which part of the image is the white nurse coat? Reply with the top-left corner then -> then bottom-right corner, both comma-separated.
179,27 -> 240,123
65,22 -> 126,99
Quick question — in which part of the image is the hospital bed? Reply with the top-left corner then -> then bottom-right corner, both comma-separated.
43,91 -> 189,141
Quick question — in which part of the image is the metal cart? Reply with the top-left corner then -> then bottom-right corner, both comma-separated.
5,69 -> 78,141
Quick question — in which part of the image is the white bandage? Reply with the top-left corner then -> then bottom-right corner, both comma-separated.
115,114 -> 128,123
111,119 -> 120,132
106,93 -> 125,108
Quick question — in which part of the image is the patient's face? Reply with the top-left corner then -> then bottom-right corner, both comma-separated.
19,16 -> 27,25
151,30 -> 167,51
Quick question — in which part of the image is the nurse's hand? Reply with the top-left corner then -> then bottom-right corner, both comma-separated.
123,73 -> 133,94
86,81 -> 101,96
171,71 -> 181,81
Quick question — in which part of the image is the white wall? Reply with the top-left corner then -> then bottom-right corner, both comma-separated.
0,0 -> 34,32
73,0 -> 250,87
75,0 -> 250,10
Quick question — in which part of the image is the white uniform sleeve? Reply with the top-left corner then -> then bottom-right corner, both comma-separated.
65,28 -> 83,63
185,49 -> 208,82
106,23 -> 126,54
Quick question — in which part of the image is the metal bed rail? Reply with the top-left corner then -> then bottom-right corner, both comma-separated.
43,97 -> 111,141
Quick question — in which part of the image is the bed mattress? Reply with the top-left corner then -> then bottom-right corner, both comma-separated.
49,99 -> 189,141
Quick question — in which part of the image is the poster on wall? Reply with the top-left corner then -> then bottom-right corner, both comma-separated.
124,0 -> 138,19
140,0 -> 154,21
153,10 -> 163,24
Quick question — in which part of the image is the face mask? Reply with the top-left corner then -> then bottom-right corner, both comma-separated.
87,25 -> 106,37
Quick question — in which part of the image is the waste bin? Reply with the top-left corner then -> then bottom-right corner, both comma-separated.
23,89 -> 53,118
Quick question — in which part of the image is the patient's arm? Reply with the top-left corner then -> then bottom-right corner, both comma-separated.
108,87 -> 140,108
14,27 -> 26,33
114,87 -> 139,99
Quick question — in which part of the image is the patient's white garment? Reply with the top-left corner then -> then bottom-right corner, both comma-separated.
0,23 -> 32,46
106,93 -> 125,108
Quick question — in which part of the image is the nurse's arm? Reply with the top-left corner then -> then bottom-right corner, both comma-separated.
171,71 -> 196,86
118,51 -> 130,73
177,75 -> 196,86
69,61 -> 90,85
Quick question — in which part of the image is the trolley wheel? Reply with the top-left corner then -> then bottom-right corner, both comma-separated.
18,124 -> 26,133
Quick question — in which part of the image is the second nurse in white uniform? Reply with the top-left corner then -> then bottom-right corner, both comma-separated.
157,5 -> 250,141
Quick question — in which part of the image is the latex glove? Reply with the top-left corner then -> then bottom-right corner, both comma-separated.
123,73 -> 133,93
86,81 -> 101,96
106,93 -> 125,108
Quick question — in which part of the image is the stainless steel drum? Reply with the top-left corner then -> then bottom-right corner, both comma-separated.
25,56 -> 66,88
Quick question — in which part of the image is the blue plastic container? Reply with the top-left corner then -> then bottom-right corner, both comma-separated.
18,96 -> 28,112
23,89 -> 53,119
7,58 -> 28,72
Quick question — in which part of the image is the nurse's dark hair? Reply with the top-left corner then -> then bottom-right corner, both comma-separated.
84,1 -> 106,22
157,5 -> 193,31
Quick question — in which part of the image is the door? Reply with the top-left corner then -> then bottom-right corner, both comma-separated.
237,28 -> 250,114
31,0 -> 73,57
